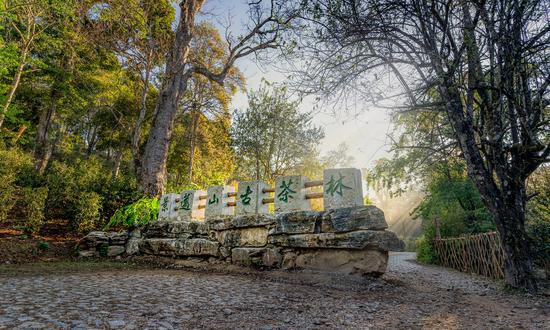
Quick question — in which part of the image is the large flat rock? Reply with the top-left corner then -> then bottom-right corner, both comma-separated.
268,230 -> 405,251
231,247 -> 282,267
268,211 -> 322,235
143,221 -> 209,238
207,214 -> 276,231
290,249 -> 388,275
139,238 -> 219,257
216,227 -> 268,247
321,206 -> 388,232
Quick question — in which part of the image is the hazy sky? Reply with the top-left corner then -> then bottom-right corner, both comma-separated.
196,1 -> 396,169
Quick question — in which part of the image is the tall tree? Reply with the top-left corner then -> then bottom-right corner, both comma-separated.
168,23 -> 243,188
291,0 -> 550,291
139,0 -> 294,196
232,82 -> 324,182
89,0 -> 174,171
0,0 -> 57,128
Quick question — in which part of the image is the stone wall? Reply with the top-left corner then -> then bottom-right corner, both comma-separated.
78,205 -> 404,276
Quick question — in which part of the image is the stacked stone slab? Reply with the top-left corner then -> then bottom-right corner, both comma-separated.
79,205 -> 405,276
78,230 -> 138,257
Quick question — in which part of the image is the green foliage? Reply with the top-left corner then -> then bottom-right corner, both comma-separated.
14,187 -> 48,234
44,156 -> 139,228
0,148 -> 30,221
73,191 -> 102,234
526,167 -> 550,268
413,163 -> 494,236
37,241 -> 49,250
105,197 -> 159,230
97,243 -> 109,257
416,235 -> 439,264
232,81 -> 325,182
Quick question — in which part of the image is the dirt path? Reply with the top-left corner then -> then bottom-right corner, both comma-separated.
0,253 -> 548,329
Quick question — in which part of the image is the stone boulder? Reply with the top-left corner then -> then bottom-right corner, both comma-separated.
216,227 -> 268,247
268,230 -> 405,251
207,214 -> 276,231
231,247 -> 282,268
289,249 -> 388,276
321,206 -> 388,232
268,211 -> 322,235
139,238 -> 219,257
143,221 -> 209,238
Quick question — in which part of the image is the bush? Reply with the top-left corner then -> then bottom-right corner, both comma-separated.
105,197 -> 159,230
527,217 -> 550,270
73,191 -> 102,234
0,147 -> 34,222
44,157 -> 140,228
13,187 -> 48,234
416,235 -> 439,264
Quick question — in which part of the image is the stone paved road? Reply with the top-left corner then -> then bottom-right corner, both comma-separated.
0,253 -> 548,329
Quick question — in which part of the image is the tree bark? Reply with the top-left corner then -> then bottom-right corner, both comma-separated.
35,88 -> 58,174
0,43 -> 30,129
187,109 -> 199,183
132,54 -> 153,173
113,149 -> 123,178
139,0 -> 205,196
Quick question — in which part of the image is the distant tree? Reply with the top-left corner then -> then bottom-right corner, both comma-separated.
168,23 -> 244,188
232,82 -> 324,182
0,0 -> 64,128
322,142 -> 355,168
292,0 -> 550,291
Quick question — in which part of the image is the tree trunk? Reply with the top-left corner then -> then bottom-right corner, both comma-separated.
0,44 -> 30,129
442,85 -> 537,292
113,149 -> 123,178
35,89 -> 58,174
187,109 -> 199,183
494,203 -> 536,291
139,0 -> 204,196
132,57 -> 152,173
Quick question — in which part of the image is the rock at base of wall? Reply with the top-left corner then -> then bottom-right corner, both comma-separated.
125,238 -> 141,255
207,214 -> 276,231
216,227 -> 268,247
139,238 -> 219,257
107,245 -> 126,256
286,249 -> 388,276
231,247 -> 282,268
143,221 -> 208,238
78,249 -> 95,257
79,231 -> 109,249
268,230 -> 405,251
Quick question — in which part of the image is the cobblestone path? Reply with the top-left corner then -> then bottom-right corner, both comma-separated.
0,253 -> 548,329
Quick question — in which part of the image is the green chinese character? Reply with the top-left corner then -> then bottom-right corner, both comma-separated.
277,179 -> 296,203
325,173 -> 352,197
181,193 -> 191,210
208,194 -> 219,205
161,196 -> 169,212
240,186 -> 253,205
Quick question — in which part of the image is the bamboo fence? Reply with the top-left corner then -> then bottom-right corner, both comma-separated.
433,232 -> 506,279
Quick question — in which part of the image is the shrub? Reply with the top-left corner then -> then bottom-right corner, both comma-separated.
37,241 -> 50,250
416,235 -> 439,264
105,197 -> 159,230
0,147 -> 34,221
73,191 -> 102,234
13,187 -> 48,234
527,217 -> 550,271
